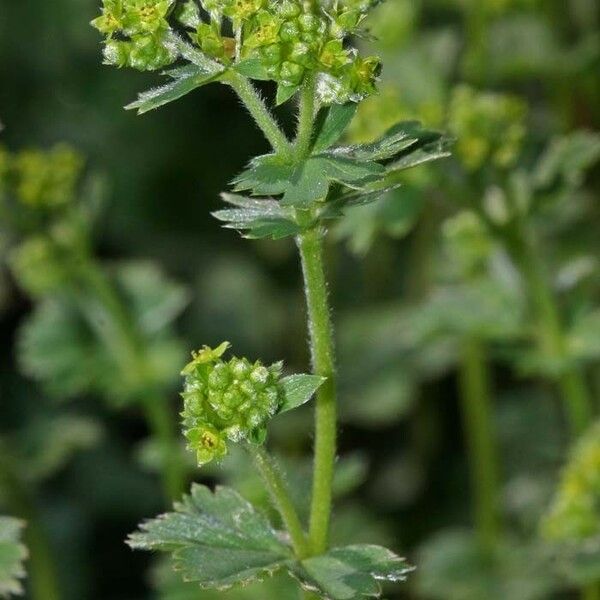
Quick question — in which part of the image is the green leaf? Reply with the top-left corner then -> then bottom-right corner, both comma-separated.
232,155 -> 295,196
18,262 -> 186,406
278,374 -> 326,414
19,415 -> 102,482
386,137 -> 452,173
234,59 -> 271,81
297,544 -> 412,600
130,486 -> 412,598
213,193 -> 302,240
416,529 -> 558,600
533,131 -> 600,190
276,84 -> 301,106
18,299 -> 105,400
125,66 -> 225,114
0,517 -> 27,598
113,261 -> 190,335
127,484 -> 293,589
281,157 -> 384,207
312,104 -> 358,153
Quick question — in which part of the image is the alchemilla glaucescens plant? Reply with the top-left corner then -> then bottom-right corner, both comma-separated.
90,0 -> 451,597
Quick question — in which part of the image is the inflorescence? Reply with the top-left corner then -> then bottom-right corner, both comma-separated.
92,0 -> 382,103
180,342 -> 285,465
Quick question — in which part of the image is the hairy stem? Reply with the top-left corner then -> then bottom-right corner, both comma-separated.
80,263 -> 185,501
295,74 -> 317,159
297,227 -> 337,555
508,227 -> 593,436
458,336 -> 500,551
227,73 -> 293,158
248,445 -> 309,558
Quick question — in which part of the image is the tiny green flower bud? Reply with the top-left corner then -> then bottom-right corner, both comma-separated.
277,0 -> 301,19
224,0 -> 265,22
280,60 -> 305,86
279,20 -> 300,43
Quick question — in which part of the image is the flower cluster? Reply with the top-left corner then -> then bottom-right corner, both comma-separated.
0,144 -> 84,210
180,342 -> 284,465
92,0 -> 381,103
91,0 -> 178,70
543,420 -> 600,541
448,85 -> 527,172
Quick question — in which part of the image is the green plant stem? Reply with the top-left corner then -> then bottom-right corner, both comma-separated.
458,336 -> 500,552
295,74 -> 316,159
0,464 -> 60,600
142,392 -> 186,500
297,227 -> 337,555
227,73 -> 293,158
248,445 -> 309,558
508,228 -> 593,436
79,263 -> 185,500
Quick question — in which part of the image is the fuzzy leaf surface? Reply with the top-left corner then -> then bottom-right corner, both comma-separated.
130,487 -> 412,598
279,374 -> 326,414
213,194 -> 302,239
281,157 -> 385,207
312,104 -> 358,153
297,544 -> 412,600
0,517 -> 27,598
128,485 -> 293,589
126,65 -> 225,114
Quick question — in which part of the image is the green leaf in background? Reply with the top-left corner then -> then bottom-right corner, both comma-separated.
17,415 -> 102,482
533,131 -> 600,190
297,544 -> 412,600
114,261 -> 190,335
416,529 -> 558,600
552,538 -> 600,586
312,104 -> 358,153
130,485 -> 411,598
567,310 -> 600,363
278,374 -> 326,414
128,484 -> 293,590
18,261 -> 187,405
0,517 -> 27,598
125,65 -> 225,114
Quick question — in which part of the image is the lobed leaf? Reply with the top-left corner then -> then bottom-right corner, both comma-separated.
125,66 -> 225,114
128,484 -> 293,589
213,193 -> 302,239
312,104 -> 358,153
296,544 -> 413,600
130,487 -> 413,598
0,517 -> 27,598
278,374 -> 326,414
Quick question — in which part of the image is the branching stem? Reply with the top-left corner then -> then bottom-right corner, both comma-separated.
458,336 -> 500,552
508,226 -> 593,436
80,263 -> 185,500
227,73 -> 293,159
248,445 -> 309,558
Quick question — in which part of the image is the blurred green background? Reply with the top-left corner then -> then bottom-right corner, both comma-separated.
0,0 -> 599,599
